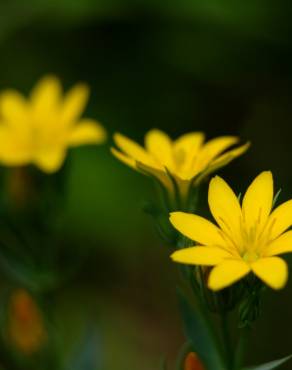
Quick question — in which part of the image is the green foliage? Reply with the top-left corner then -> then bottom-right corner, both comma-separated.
244,355 -> 292,370
177,291 -> 226,370
238,277 -> 264,328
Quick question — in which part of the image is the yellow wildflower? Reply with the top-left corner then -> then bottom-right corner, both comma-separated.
112,130 -> 249,199
0,75 -> 106,173
184,352 -> 205,370
7,289 -> 47,354
170,171 -> 292,291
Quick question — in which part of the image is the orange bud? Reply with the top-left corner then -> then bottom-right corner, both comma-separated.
7,289 -> 47,355
184,352 -> 205,370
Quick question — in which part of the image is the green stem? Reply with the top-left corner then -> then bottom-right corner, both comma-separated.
221,312 -> 233,370
234,327 -> 250,370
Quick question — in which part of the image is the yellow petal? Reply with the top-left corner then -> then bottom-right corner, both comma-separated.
60,83 -> 89,125
208,176 -> 242,243
198,136 -> 239,165
171,246 -> 232,266
193,142 -> 250,185
242,171 -> 273,233
169,212 -> 225,246
174,132 -> 205,178
34,149 -> 66,173
68,119 -> 106,147
111,146 -> 171,190
136,161 -> 173,191
30,75 -> 61,119
174,132 -> 205,154
266,231 -> 292,256
0,90 -> 28,128
268,199 -> 292,239
251,257 -> 288,289
114,133 -> 159,168
208,260 -> 250,291
145,129 -> 174,169
0,126 -> 31,165
208,142 -> 250,169
111,147 -> 136,169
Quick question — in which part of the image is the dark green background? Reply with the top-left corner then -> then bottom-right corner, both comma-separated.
1,1 -> 292,369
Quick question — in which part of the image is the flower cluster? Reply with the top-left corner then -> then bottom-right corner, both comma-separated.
1,75 -> 291,370
112,130 -> 292,292
112,127 -> 292,369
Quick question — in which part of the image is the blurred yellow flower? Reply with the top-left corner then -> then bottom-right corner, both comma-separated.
112,130 -> 249,198
170,171 -> 292,291
184,352 -> 205,370
7,289 -> 47,354
0,76 -> 106,173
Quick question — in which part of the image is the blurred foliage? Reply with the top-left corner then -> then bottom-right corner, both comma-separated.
0,0 -> 291,369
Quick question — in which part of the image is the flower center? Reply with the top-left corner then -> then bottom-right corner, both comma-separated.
243,251 -> 259,263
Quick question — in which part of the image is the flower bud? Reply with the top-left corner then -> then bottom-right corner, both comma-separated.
184,352 -> 205,370
6,289 -> 47,354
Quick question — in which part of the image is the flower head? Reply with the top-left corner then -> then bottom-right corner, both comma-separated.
112,130 -> 249,200
7,289 -> 47,354
0,75 -> 106,173
170,171 -> 292,291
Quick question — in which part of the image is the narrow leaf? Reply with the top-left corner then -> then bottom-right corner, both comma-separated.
244,354 -> 292,370
177,291 -> 226,370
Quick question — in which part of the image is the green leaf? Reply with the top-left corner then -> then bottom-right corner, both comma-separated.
177,291 -> 226,370
244,354 -> 292,370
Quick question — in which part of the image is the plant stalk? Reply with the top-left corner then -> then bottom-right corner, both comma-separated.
221,312 -> 233,370
234,327 -> 250,370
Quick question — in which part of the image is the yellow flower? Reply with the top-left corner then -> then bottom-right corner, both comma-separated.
0,75 -> 106,173
7,289 -> 47,354
170,171 -> 292,291
184,352 -> 205,370
112,130 -> 249,199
